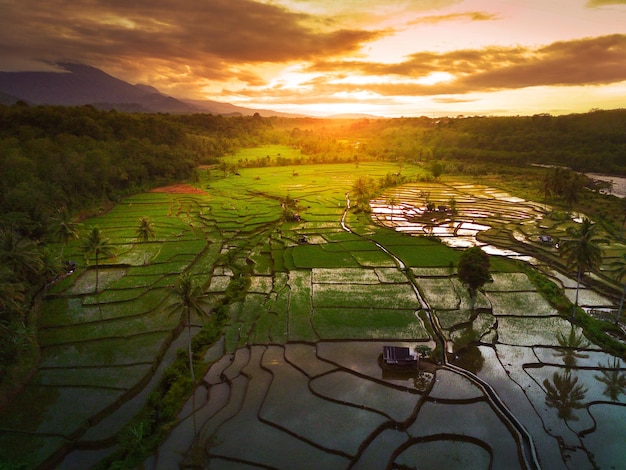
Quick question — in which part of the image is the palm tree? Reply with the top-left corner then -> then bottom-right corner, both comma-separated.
543,370 -> 588,421
81,226 -> 115,293
554,326 -> 590,367
387,195 -> 397,226
0,229 -> 43,283
563,173 -> 583,213
135,217 -> 156,264
52,207 -> 81,260
0,266 -> 25,322
560,218 -> 607,319
541,171 -> 553,211
594,358 -> 626,400
609,253 -> 626,324
167,273 -> 211,383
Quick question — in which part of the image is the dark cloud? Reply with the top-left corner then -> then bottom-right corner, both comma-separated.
0,0 -> 383,90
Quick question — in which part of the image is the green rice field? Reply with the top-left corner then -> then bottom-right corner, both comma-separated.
1,155 -> 625,470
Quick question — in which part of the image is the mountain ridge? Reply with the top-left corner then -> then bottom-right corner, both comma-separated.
0,63 -> 305,117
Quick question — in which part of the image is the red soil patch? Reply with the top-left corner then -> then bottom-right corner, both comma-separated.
150,183 -> 207,194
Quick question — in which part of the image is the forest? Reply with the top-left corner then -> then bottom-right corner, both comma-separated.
0,103 -> 625,382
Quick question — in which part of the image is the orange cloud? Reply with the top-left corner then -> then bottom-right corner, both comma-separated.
586,0 -> 626,6
408,11 -> 500,25
302,34 -> 626,96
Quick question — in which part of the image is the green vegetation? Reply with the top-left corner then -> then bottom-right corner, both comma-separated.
1,105 -> 625,469
457,247 -> 491,311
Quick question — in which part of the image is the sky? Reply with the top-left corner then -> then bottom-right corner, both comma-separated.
1,0 -> 626,117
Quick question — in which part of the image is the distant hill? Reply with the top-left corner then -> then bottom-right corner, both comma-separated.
0,63 -> 302,116
182,98 -> 305,118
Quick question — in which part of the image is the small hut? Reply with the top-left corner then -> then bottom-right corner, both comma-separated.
382,346 -> 418,368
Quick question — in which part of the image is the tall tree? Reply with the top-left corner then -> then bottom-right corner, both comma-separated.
386,195 -> 397,226
167,273 -> 211,384
135,217 -> 156,264
51,207 -> 81,260
560,218 -> 607,319
0,266 -> 25,321
80,226 -> 115,293
0,229 -> 43,283
457,246 -> 491,311
609,253 -> 626,324
541,170 -> 553,210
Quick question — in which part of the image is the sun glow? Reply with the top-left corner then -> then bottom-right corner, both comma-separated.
416,72 -> 455,85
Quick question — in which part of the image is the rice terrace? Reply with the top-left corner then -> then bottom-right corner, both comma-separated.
2,114 -> 626,470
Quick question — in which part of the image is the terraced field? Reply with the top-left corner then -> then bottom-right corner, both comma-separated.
0,159 -> 624,469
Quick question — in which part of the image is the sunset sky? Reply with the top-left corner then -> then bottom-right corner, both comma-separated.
2,0 -> 626,116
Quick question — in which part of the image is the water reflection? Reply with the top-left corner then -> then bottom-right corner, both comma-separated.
381,369 -> 435,392
451,345 -> 485,374
554,326 -> 590,367
543,370 -> 588,421
594,358 -> 626,400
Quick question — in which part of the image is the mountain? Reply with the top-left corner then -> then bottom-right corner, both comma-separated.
0,63 -> 301,116
181,99 -> 304,118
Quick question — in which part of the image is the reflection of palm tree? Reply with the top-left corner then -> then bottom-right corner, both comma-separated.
594,358 -> 626,400
413,371 -> 433,391
135,217 -> 156,264
543,370 -> 588,421
560,218 -> 606,319
609,254 -> 626,324
81,226 -> 116,293
554,326 -> 589,367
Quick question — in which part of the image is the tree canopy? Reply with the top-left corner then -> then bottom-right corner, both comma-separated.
457,246 -> 491,311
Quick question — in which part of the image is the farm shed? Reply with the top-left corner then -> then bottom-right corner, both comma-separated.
382,346 -> 418,367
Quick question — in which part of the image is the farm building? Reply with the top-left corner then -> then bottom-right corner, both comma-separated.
382,346 -> 418,367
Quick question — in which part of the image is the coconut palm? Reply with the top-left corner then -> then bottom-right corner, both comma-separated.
80,226 -> 116,293
51,207 -> 81,260
563,173 -> 583,213
609,253 -> 626,324
0,228 -> 44,282
559,218 -> 607,319
0,266 -> 25,322
135,217 -> 156,264
541,170 -> 553,210
387,195 -> 397,225
543,370 -> 588,421
167,272 -> 211,383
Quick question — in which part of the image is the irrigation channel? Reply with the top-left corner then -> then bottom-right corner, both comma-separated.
342,194 -> 541,470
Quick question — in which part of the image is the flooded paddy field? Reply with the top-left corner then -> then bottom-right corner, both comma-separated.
1,164 -> 624,469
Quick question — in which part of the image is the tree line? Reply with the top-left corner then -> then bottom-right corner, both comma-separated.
0,104 -> 274,376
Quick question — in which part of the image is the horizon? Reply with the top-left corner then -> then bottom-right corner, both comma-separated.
2,0 -> 626,117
